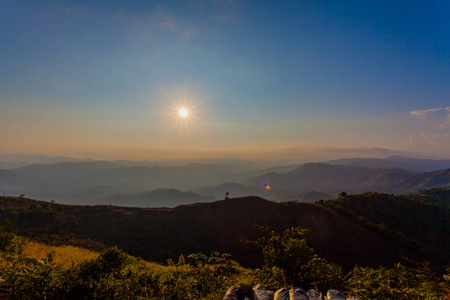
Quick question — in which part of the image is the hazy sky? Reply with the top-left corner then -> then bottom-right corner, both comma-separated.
1,0 -> 449,161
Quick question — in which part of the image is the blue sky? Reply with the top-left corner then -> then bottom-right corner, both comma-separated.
1,0 -> 449,161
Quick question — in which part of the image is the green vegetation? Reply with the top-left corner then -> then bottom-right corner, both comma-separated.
248,226 -> 343,292
0,227 -> 249,299
0,220 -> 23,254
1,191 -> 447,271
320,190 -> 450,268
0,221 -> 448,299
347,263 -> 449,300
0,190 -> 449,299
407,188 -> 450,207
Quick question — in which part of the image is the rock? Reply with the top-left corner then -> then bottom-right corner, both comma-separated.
274,287 -> 290,300
223,285 -> 244,300
253,284 -> 271,300
307,289 -> 325,300
326,289 -> 346,300
289,287 -> 308,300
224,285 -> 358,300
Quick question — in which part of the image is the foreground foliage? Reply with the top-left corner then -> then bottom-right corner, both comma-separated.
320,190 -> 450,267
347,263 -> 450,300
248,226 -> 344,292
0,221 -> 448,299
0,225 -> 250,299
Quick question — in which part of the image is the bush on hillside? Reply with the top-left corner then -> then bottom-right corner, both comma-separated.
0,220 -> 24,254
0,242 -> 245,300
248,226 -> 343,291
347,262 -> 450,300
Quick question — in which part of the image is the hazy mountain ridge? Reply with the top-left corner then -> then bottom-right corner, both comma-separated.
326,156 -> 450,172
0,156 -> 449,206
385,169 -> 450,194
249,163 -> 418,195
194,182 -> 334,203
0,161 -> 30,170
193,182 -> 267,199
0,169 -> 57,197
0,154 -> 95,169
1,161 -> 267,203
93,188 -> 215,208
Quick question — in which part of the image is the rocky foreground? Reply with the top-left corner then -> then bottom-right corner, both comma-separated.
224,284 -> 359,300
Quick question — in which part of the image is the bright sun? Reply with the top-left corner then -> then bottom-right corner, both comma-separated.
178,108 -> 188,118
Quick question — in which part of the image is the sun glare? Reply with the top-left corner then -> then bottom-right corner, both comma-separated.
179,108 -> 188,118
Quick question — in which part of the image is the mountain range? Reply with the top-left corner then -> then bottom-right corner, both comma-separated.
326,155 -> 450,173
0,155 -> 449,207
94,188 -> 214,207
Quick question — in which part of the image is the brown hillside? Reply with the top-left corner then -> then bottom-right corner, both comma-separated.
388,169 -> 450,194
0,196 -> 414,270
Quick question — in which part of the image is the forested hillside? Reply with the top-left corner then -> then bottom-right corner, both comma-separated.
1,189 -> 448,272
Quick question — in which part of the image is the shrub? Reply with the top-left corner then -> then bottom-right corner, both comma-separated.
0,220 -> 24,254
347,263 -> 450,300
248,226 -> 343,291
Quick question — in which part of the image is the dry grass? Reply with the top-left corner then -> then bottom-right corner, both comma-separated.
22,240 -> 98,268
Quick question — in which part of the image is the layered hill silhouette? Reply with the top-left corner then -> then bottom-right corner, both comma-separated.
326,155 -> 450,172
386,169 -> 450,194
0,156 -> 449,206
194,182 -> 334,203
0,154 -> 95,169
1,190 -> 448,271
93,188 -> 214,207
249,163 -> 410,193
0,161 -> 264,203
248,163 -> 449,196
